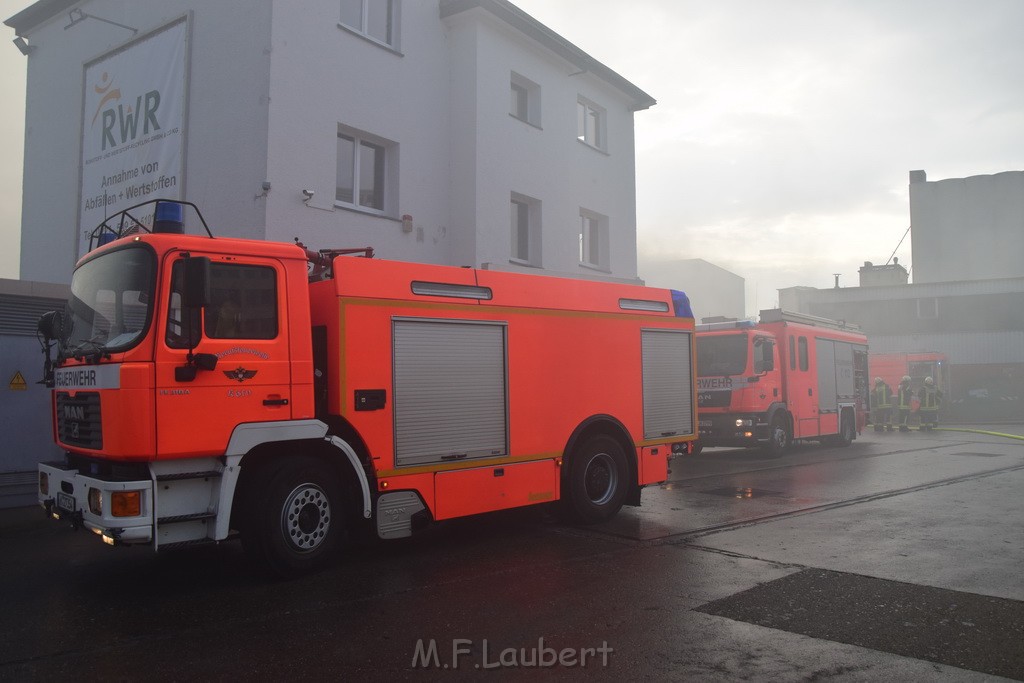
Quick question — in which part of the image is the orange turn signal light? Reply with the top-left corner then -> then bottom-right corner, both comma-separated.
111,491 -> 141,517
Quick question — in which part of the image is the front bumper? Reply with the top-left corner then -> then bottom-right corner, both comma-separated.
38,462 -> 154,545
697,414 -> 769,448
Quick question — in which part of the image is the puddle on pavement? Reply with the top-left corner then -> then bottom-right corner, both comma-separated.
700,487 -> 785,499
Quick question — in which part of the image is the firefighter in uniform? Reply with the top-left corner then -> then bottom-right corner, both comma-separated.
870,377 -> 893,432
896,375 -> 914,432
918,376 -> 942,431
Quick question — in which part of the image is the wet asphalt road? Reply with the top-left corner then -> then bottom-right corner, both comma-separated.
1,424 -> 1022,681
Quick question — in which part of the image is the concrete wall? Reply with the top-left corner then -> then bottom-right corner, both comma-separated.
910,170 -> 1024,285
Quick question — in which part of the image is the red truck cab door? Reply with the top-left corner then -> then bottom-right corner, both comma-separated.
154,251 -> 293,458
786,333 -> 820,438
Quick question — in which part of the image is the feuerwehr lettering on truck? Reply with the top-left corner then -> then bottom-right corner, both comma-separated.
54,364 -> 121,390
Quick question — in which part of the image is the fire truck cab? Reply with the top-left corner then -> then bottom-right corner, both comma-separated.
695,309 -> 869,456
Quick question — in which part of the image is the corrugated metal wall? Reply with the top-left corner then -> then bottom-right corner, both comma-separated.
870,331 -> 1024,365
0,285 -> 68,508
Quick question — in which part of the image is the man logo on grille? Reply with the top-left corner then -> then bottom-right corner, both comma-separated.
63,405 -> 86,421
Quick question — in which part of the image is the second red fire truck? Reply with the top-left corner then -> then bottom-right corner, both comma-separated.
695,309 -> 869,456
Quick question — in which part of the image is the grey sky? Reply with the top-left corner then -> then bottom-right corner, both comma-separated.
517,0 -> 1024,313
3,1 -> 1023,317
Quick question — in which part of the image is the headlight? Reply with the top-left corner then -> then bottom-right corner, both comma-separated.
735,418 -> 753,427
39,472 -> 49,496
88,487 -> 102,515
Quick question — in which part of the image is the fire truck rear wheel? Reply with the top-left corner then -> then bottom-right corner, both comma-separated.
565,434 -> 628,524
243,456 -> 345,577
835,411 -> 855,447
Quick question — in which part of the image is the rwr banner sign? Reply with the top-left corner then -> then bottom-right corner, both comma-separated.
78,17 -> 187,256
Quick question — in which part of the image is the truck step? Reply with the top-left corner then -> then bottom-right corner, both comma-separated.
155,470 -> 222,482
157,537 -> 218,551
157,512 -> 216,525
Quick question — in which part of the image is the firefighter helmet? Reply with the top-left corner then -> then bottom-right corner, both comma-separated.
901,375 -> 911,383
924,376 -> 934,386
875,377 -> 884,385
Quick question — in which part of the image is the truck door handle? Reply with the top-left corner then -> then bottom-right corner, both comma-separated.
263,398 -> 289,406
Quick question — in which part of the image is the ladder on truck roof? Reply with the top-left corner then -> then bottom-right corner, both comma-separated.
758,308 -> 860,332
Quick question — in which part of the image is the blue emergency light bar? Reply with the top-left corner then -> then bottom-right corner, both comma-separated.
86,199 -> 212,251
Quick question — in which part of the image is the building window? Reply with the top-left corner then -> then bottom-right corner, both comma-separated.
577,97 -> 606,150
510,72 -> 541,127
579,208 -> 609,271
510,193 -> 541,266
337,126 -> 394,214
340,0 -> 396,47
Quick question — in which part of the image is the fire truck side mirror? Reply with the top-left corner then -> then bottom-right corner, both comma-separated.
37,310 -> 64,341
181,256 -> 211,309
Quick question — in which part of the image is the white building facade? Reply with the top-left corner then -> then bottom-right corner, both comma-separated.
8,0 -> 654,285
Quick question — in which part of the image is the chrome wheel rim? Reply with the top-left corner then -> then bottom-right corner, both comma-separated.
281,483 -> 331,552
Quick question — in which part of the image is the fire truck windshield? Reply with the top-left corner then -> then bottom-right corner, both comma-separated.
696,333 -> 748,377
63,245 -> 155,359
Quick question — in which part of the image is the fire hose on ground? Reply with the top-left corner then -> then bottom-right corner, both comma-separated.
934,427 -> 1024,442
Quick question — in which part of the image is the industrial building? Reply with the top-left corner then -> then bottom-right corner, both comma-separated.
781,170 -> 1024,422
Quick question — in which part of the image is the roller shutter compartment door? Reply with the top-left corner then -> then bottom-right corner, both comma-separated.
393,319 -> 508,467
642,329 -> 695,440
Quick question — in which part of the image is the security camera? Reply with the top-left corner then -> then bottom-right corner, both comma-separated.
302,189 -> 314,200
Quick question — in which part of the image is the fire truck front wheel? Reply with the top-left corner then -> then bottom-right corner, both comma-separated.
242,456 -> 345,577
763,417 -> 790,458
564,434 -> 629,524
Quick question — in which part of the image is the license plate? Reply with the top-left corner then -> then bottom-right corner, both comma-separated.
56,491 -> 75,512
698,420 -> 712,428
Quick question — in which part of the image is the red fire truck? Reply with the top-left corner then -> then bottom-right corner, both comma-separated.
694,309 -> 869,456
869,352 -> 949,395
35,200 -> 697,575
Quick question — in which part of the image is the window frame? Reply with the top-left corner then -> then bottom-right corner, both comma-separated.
166,261 -> 280,347
510,192 -> 542,267
510,72 -> 541,128
577,96 -> 606,150
336,125 -> 394,216
579,208 -> 609,271
339,0 -> 399,49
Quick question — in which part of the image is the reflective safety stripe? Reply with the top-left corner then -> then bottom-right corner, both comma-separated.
898,387 -> 913,408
